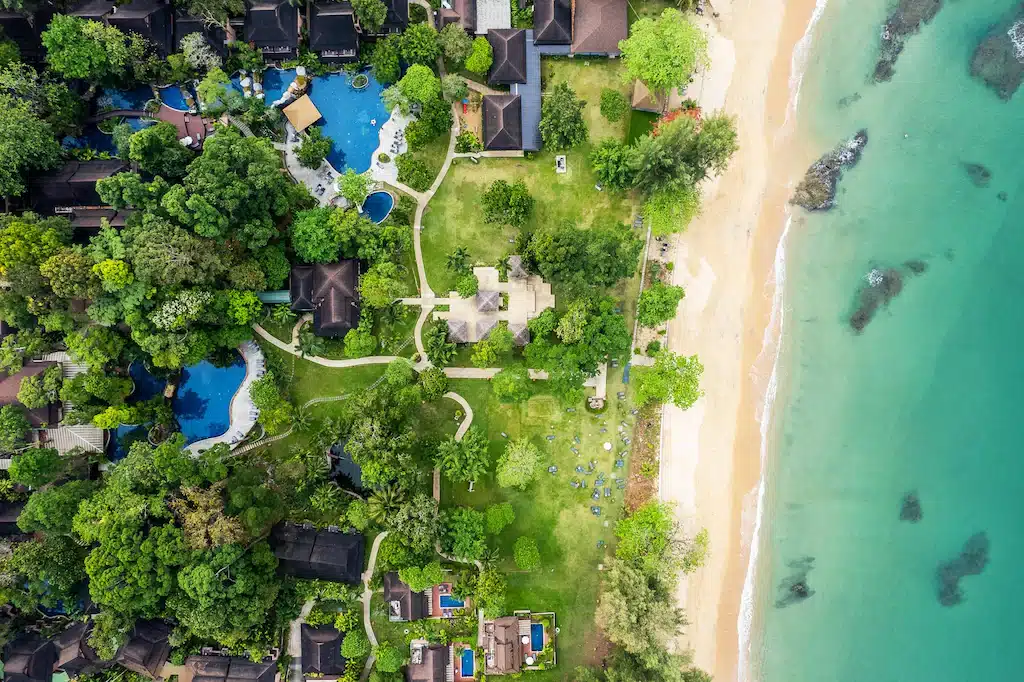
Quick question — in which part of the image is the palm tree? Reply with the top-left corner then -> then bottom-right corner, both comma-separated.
445,246 -> 470,274
292,407 -> 315,433
480,546 -> 501,568
298,330 -> 326,358
269,304 -> 297,326
367,484 -> 406,524
310,482 -> 342,513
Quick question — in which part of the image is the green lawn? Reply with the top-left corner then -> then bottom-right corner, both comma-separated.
441,375 -> 638,675
628,0 -> 673,24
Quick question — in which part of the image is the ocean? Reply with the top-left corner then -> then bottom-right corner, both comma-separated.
749,0 -> 1024,680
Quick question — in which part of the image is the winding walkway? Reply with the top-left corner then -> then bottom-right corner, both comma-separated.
445,392 -> 473,441
359,531 -> 390,682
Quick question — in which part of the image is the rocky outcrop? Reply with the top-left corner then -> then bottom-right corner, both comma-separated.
936,532 -> 989,607
848,259 -> 927,333
775,557 -> 815,608
900,492 -> 922,522
962,162 -> 992,187
874,0 -> 944,82
791,130 -> 868,211
971,7 -> 1024,101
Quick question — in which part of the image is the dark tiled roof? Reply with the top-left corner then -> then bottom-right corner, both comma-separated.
114,621 -> 172,679
476,290 -> 500,312
290,265 -> 315,312
30,160 -> 127,214
440,0 -> 475,33
533,0 -> 570,44
3,634 -> 56,682
107,0 -> 173,56
185,655 -> 277,682
271,522 -> 365,583
382,0 -> 408,32
0,500 -> 25,535
70,207 -> 133,229
570,0 -> 627,55
311,261 -> 360,337
383,572 -> 427,621
0,10 -> 49,62
482,94 -> 522,150
174,14 -> 228,56
53,622 -> 110,678
489,616 -> 522,673
300,625 -> 345,676
309,2 -> 358,58
408,643 -> 447,682
0,361 -> 60,428
487,28 -> 527,84
446,319 -> 468,343
70,0 -> 116,20
244,0 -> 299,54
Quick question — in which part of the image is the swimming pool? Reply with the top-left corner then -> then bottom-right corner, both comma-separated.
530,623 -> 543,652
460,649 -> 474,677
363,191 -> 394,223
97,86 -> 154,112
172,355 -> 247,445
439,594 -> 464,609
108,361 -> 169,460
159,85 -> 191,111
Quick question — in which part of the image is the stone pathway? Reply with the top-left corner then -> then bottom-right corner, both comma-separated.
359,531 -> 390,681
445,391 -> 474,441
287,599 -> 316,682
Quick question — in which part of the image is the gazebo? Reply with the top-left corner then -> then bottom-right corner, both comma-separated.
283,95 -> 323,132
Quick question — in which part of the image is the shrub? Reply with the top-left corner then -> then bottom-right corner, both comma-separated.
396,154 -> 433,191
464,37 -> 492,75
485,502 -> 515,534
513,536 -> 541,570
455,273 -> 478,298
455,131 -> 482,153
599,88 -> 630,122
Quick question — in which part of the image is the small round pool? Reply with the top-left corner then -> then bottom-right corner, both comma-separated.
159,85 -> 191,111
363,191 -> 394,223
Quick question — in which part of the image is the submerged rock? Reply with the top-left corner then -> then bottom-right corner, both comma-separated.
900,492 -> 922,522
837,92 -> 861,109
849,259 -> 929,333
936,532 -> 990,607
998,191 -> 1008,202
791,130 -> 869,211
971,9 -> 1024,101
874,0 -> 944,82
962,162 -> 992,187
775,557 -> 816,608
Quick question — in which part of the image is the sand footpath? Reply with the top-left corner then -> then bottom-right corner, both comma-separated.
660,0 -> 823,679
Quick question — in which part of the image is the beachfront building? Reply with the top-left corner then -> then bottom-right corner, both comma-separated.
29,160 -> 127,215
106,0 -> 174,56
482,94 -> 523,151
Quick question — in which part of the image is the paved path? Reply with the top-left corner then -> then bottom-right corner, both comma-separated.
253,324 -> 401,368
442,367 -> 549,380
465,80 -> 502,96
359,531 -> 390,682
287,599 -> 316,682
444,391 -> 473,441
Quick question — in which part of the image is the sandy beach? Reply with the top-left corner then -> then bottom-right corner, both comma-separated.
659,0 -> 823,679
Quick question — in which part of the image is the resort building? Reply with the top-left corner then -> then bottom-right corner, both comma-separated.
270,522 -> 366,584
300,624 -> 346,680
30,159 -> 127,215
0,501 -> 25,535
482,94 -> 523,151
245,0 -> 300,60
434,265 -> 553,343
114,620 -> 172,679
289,262 -> 361,338
0,361 -> 61,430
0,9 -> 49,63
384,572 -> 429,622
631,80 -> 685,114
482,612 -> 555,675
308,1 -> 359,63
70,0 -> 116,22
407,641 -> 448,682
475,0 -> 511,34
106,0 -> 174,57
53,623 -> 111,679
2,634 -> 56,682
358,0 -> 408,35
185,654 -> 279,682
439,0 -> 476,34
487,28 -> 527,85
532,0 -> 570,45
529,0 -> 626,56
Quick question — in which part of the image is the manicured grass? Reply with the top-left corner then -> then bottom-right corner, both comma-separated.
441,377 -> 639,675
628,0 -> 672,24
627,110 -> 659,143
541,58 -> 632,143
413,128 -> 451,187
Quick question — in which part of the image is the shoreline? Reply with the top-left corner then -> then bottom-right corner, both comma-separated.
660,0 -> 824,679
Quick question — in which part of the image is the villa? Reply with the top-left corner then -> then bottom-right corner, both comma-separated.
30,159 -> 127,215
245,0 -> 300,60
0,501 -> 25,536
482,94 -> 523,151
359,0 -> 408,36
270,522 -> 366,584
481,611 -> 556,675
384,573 -> 471,622
300,624 -> 346,680
406,641 -> 448,682
185,655 -> 278,682
114,620 -> 172,679
435,264 -> 552,343
533,0 -> 570,45
487,29 -> 527,86
440,0 -> 476,34
308,1 -> 359,63
53,623 -> 111,678
174,11 -> 228,57
106,0 -> 174,57
289,262 -> 362,338
3,634 -> 57,682
0,9 -> 49,63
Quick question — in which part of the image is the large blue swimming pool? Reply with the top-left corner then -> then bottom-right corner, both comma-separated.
460,649 -> 474,677
363,191 -> 394,223
172,356 -> 246,445
530,623 -> 543,652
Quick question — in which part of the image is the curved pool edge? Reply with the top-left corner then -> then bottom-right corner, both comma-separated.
184,340 -> 265,456
364,190 -> 396,224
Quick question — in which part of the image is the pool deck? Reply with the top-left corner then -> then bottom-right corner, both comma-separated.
185,340 -> 264,456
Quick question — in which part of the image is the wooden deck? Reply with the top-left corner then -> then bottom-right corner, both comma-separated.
88,105 -> 215,146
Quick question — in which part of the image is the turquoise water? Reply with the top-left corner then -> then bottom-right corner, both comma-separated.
756,0 -> 1024,680
363,191 -> 395,223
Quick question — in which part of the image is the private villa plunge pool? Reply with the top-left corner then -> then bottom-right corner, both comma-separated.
363,191 -> 394,223
439,594 -> 465,609
460,649 -> 474,678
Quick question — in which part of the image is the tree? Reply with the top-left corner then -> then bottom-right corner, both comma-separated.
442,507 -> 486,560
556,300 -> 589,343
17,480 -> 96,535
65,327 -> 125,371
424,322 -> 456,366
634,350 -> 704,408
464,37 -> 492,75
435,427 -> 490,483
341,629 -> 371,659
600,88 -> 630,122
637,282 -> 685,327
370,35 -> 401,84
128,121 -> 195,178
474,568 -> 506,617
539,82 -> 589,150
385,494 -> 440,555
482,179 -> 534,227
169,483 -> 246,550
338,168 -> 373,208
439,23 -> 472,67
16,364 -> 62,411
290,207 -> 339,263
615,501 -> 678,575
398,64 -> 441,105
163,126 -> 294,250
446,246 -> 470,274
528,220 -> 642,294
418,366 -> 448,401
496,438 -> 539,489
249,372 -> 293,435
40,247 -> 98,299
590,138 -> 636,190
181,31 -> 222,71
596,560 -> 684,660
401,23 -> 441,66
395,154 -> 432,191
10,447 -> 62,487
359,261 -> 404,308
0,94 -> 61,200
345,418 -> 416,488
383,84 -> 409,115
42,15 -> 129,83
513,536 -> 541,570
644,186 -> 701,236
442,74 -> 470,103
298,329 -> 326,358
183,0 -> 243,30
485,502 -> 515,534
196,66 -> 242,114
682,669 -> 714,682
0,534 -> 86,611
352,0 -> 388,33
455,272 -> 478,298
620,8 -> 709,101
470,339 -> 496,368
93,258 -> 134,292
374,642 -> 405,673
367,484 -> 406,525
296,127 -> 332,169
0,404 -> 30,451
344,323 -> 378,358
397,561 -> 444,592
685,112 -> 739,183
492,365 -> 531,403
0,63 -> 84,137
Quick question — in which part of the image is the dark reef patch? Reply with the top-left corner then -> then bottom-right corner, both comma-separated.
900,491 -> 922,522
775,557 -> 816,608
962,162 -> 992,187
848,259 -> 929,333
837,92 -> 861,109
874,0 -> 944,82
791,130 -> 868,211
971,7 -> 1024,101
998,191 -> 1008,202
936,532 -> 990,607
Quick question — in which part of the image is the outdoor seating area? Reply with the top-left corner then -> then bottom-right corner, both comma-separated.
432,582 -> 469,618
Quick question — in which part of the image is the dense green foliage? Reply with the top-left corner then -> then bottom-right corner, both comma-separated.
496,437 -> 540,489
464,37 -> 493,75
539,82 -> 589,150
482,179 -> 534,227
513,536 -> 541,570
296,127 -> 333,169
637,281 -> 686,327
526,220 -> 642,295
600,88 -> 630,122
353,0 -> 388,33
439,24 -> 472,68
620,9 -> 709,100
401,23 -> 441,66
634,350 -> 704,408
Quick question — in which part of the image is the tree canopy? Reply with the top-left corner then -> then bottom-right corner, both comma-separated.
634,350 -> 704,408
527,219 -> 642,295
637,281 -> 685,327
496,438 -> 540,489
539,82 -> 589,150
0,94 -> 61,199
620,9 -> 709,100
